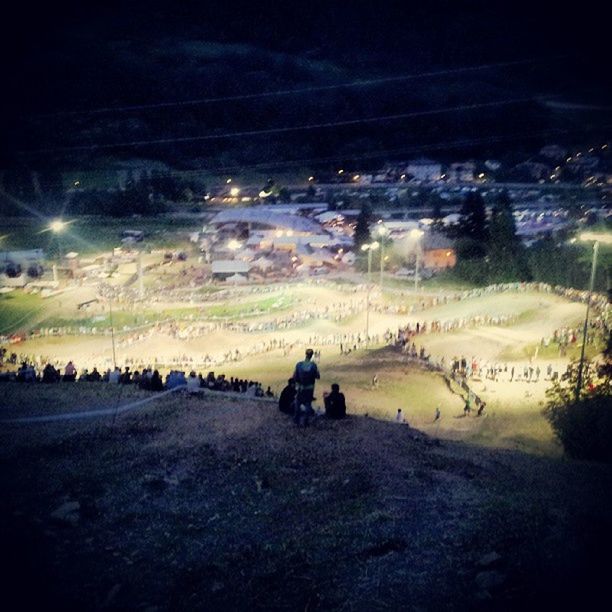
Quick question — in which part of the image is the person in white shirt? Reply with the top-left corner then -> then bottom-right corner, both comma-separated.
187,371 -> 200,394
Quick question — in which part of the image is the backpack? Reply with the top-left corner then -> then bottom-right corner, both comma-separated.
297,360 -> 318,386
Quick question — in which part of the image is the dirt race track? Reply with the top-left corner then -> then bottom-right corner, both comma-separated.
3,279 -> 596,454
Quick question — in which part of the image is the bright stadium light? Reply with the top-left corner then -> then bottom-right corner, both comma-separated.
50,219 -> 66,233
410,229 -> 425,291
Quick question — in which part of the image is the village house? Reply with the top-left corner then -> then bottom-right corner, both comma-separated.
405,158 -> 443,182
422,232 -> 456,269
446,162 -> 476,183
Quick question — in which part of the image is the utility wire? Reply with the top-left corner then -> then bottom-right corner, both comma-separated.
15,124 -> 611,188
22,97 -> 536,154
33,56 -> 563,118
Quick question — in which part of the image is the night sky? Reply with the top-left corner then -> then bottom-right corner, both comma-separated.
2,1 -> 611,167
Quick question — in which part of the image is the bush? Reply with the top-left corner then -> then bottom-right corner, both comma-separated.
544,396 -> 612,462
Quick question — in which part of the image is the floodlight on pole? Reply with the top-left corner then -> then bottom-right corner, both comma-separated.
376,225 -> 389,294
50,219 -> 66,233
361,241 -> 380,344
410,229 -> 425,292
575,235 -> 604,401
50,219 -> 67,261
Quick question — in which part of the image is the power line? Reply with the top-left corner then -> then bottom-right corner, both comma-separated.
22,97 -> 536,154
17,123 -> 611,188
174,126 -> 612,176
33,57 -> 563,118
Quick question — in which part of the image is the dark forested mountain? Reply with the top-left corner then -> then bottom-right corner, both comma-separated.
2,1 -> 610,173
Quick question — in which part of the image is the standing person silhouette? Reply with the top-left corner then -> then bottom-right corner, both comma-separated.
292,348 -> 320,426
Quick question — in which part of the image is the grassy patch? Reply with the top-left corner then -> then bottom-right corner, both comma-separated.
0,292 -> 46,334
500,340 -> 603,362
0,216 -> 199,256
205,295 -> 294,319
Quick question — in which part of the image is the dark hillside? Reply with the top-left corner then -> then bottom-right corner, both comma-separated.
3,2 -> 610,171
1,384 -> 611,610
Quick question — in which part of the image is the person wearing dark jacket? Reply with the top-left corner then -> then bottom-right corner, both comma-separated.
324,383 -> 346,419
278,379 -> 296,415
292,348 -> 320,425
150,370 -> 164,391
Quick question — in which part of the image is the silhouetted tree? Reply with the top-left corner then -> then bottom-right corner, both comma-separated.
429,192 -> 444,231
455,190 -> 488,260
278,187 -> 291,203
458,190 -> 488,243
353,203 -> 372,251
487,190 -> 531,281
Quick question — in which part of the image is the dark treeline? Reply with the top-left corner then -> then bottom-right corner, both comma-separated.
449,190 -> 610,291
0,171 -> 210,217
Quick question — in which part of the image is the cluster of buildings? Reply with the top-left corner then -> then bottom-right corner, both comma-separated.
201,206 -> 353,281
319,143 -> 611,187
197,205 -> 456,283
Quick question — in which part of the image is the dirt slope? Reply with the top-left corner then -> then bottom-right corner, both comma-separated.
1,385 -> 611,611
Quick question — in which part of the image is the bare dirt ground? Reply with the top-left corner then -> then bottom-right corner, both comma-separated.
1,384 -> 611,611
19,286 -> 583,369
7,284 -> 589,455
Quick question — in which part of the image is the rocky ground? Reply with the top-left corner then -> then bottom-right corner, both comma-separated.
1,384 -> 611,610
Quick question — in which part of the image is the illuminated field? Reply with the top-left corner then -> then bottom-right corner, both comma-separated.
2,273 -> 594,455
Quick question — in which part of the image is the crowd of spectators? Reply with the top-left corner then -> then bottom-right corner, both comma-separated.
3,359 -> 273,399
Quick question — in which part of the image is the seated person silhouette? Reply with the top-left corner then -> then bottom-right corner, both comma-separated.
324,383 -> 346,419
278,379 -> 296,415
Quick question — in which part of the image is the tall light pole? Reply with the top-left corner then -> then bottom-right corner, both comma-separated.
410,229 -> 424,292
99,283 -> 118,370
109,293 -> 117,370
361,241 -> 379,344
49,219 -> 67,283
573,231 -> 612,400
50,219 -> 66,261
575,237 -> 600,401
376,224 -> 389,295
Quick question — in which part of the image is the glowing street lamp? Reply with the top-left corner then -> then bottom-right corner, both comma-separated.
575,231 -> 612,401
361,241 -> 379,343
375,224 -> 389,294
50,219 -> 66,233
50,219 -> 67,261
227,239 -> 242,251
230,187 -> 240,197
410,228 -> 424,292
